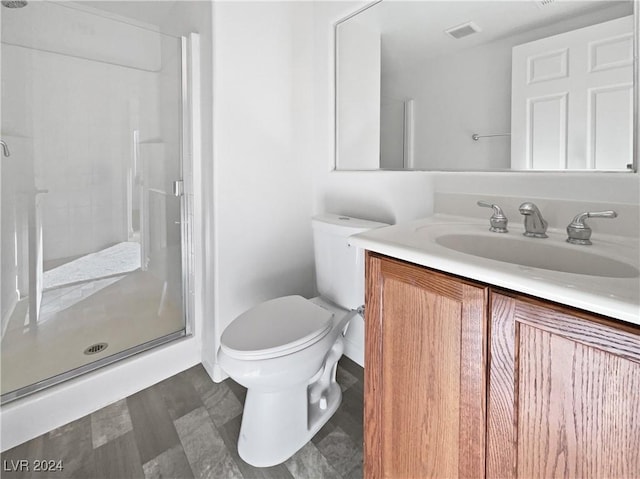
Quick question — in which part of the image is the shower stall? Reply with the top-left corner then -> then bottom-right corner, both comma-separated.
0,1 -> 194,402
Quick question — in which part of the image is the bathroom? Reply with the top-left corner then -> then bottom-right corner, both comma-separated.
1,0 -> 638,477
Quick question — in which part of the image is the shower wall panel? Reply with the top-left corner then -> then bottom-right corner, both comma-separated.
2,6 -> 163,261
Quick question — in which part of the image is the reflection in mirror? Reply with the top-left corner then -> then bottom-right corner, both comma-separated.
335,1 -> 635,171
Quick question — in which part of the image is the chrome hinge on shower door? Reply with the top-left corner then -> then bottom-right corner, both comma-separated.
173,179 -> 184,197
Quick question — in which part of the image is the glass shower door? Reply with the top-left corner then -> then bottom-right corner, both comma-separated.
0,1 -> 188,402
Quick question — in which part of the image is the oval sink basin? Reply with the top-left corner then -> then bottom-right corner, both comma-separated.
435,234 -> 639,278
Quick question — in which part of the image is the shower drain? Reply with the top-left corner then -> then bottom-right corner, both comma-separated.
84,343 -> 108,355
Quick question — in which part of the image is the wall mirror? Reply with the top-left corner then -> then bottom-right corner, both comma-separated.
335,0 -> 636,171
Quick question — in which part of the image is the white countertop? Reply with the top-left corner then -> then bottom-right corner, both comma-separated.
350,214 -> 640,325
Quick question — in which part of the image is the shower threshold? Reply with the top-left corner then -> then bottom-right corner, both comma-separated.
0,330 -> 187,405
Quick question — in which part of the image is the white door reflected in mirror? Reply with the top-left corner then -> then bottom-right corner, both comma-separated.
511,15 -> 633,170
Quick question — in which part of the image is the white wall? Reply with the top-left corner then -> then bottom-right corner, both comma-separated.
2,3 -> 163,261
205,1 -> 317,379
383,39 -> 512,170
434,172 -> 640,205
0,1 -> 212,451
379,95 -> 405,169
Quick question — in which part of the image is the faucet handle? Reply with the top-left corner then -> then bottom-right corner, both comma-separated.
566,210 -> 618,245
477,201 -> 508,233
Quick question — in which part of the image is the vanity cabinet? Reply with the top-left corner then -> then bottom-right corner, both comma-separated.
364,253 -> 487,478
364,252 -> 640,479
488,291 -> 640,478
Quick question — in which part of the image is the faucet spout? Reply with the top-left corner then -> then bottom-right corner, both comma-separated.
519,202 -> 548,238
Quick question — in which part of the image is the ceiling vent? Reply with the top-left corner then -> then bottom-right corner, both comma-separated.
536,0 -> 556,7
445,21 -> 482,40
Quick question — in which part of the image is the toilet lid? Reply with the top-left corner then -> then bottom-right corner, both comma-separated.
220,295 -> 334,360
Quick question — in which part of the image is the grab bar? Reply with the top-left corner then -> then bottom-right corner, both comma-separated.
471,133 -> 511,141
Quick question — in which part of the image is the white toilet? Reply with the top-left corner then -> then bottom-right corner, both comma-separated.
217,214 -> 388,467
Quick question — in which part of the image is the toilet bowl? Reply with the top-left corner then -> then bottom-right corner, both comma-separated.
216,214 -> 388,467
218,295 -> 357,467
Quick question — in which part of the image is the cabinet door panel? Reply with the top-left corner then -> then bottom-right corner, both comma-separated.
365,254 -> 487,478
488,292 -> 640,478
382,277 -> 462,477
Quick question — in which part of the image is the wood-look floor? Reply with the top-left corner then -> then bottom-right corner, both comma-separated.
1,358 -> 364,479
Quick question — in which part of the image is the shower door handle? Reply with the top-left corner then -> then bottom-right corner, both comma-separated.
173,180 -> 184,197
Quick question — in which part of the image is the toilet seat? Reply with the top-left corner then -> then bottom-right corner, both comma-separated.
220,295 -> 334,360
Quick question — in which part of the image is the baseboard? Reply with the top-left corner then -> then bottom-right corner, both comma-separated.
202,356 -> 228,383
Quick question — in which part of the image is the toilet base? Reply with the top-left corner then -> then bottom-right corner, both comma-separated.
237,338 -> 345,468
237,383 -> 342,467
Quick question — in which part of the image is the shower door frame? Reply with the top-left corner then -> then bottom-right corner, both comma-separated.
0,31 -> 198,405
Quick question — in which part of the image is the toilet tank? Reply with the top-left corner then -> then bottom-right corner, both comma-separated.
312,214 -> 389,310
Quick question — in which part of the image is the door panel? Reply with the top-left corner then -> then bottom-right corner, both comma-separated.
488,292 -> 640,478
590,85 -> 633,169
365,254 -> 487,478
528,93 -> 568,169
511,15 -> 633,170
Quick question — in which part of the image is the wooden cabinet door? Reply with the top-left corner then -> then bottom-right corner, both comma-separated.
364,253 -> 487,478
488,291 -> 640,478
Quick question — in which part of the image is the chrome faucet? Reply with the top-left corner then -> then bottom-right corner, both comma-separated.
566,210 -> 618,245
477,201 -> 508,233
519,202 -> 548,238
